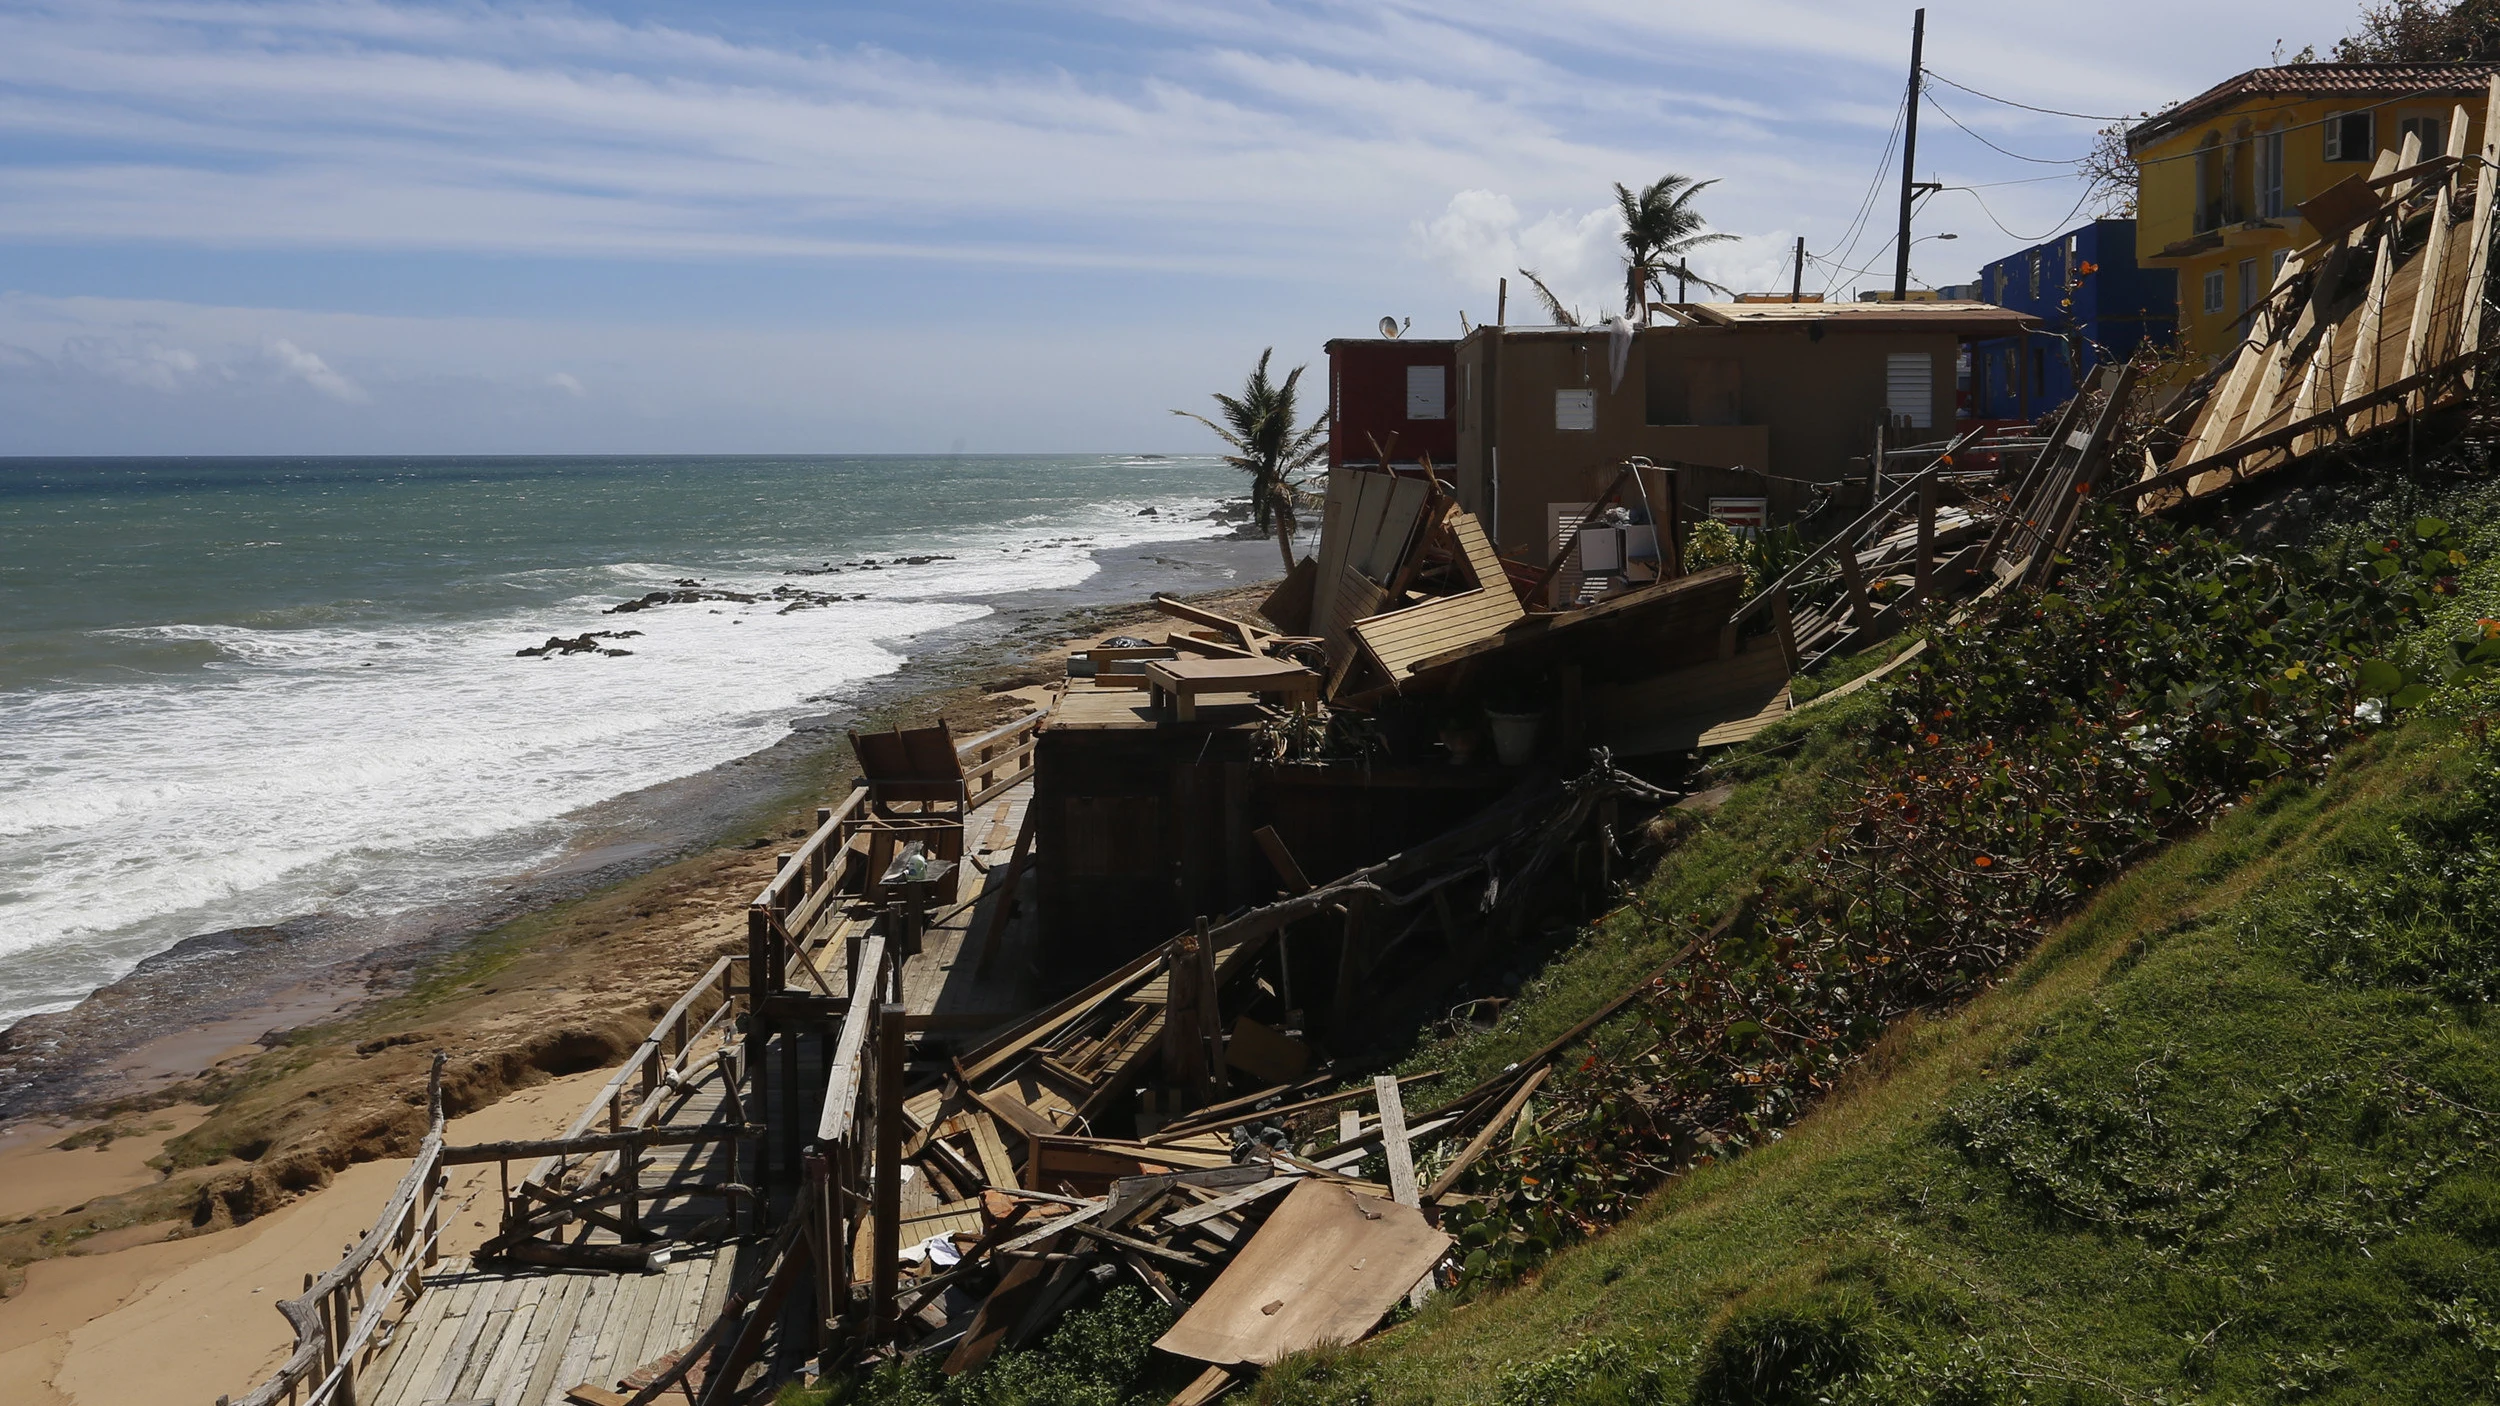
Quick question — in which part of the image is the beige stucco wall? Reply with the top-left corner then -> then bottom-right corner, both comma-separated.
1454,324 -> 1959,558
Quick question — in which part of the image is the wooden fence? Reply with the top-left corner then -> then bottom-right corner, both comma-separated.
222,1055 -> 449,1406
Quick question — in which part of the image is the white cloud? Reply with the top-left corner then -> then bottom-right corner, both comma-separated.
60,336 -> 203,392
264,338 -> 368,402
546,371 -> 585,397
1414,189 -> 1623,324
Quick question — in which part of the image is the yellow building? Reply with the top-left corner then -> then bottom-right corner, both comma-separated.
2129,62 -> 2500,359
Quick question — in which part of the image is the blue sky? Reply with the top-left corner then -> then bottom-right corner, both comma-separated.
0,0 -> 2363,454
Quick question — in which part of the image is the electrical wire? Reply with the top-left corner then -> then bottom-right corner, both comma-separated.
1920,69 -> 2130,123
1819,88 -> 1911,298
1923,89 -> 2084,165
1940,179 -> 2100,245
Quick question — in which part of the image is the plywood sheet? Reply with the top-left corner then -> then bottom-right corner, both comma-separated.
1354,477 -> 1433,581
1593,636 -> 1794,756
1154,1179 -> 1450,1367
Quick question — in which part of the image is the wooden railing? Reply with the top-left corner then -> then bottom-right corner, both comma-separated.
753,705 -> 1047,980
1728,428 -> 1981,668
223,1056 -> 448,1406
812,934 -> 894,1342
499,955 -> 747,1241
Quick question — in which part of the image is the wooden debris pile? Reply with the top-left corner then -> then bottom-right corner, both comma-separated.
652,756 -> 1687,1403
2130,77 -> 2500,507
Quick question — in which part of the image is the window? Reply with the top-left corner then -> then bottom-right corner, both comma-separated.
2031,346 -> 2046,401
1992,267 -> 2008,304
2028,253 -> 2041,298
1404,364 -> 1446,420
1884,352 -> 1933,429
1554,389 -> 1595,431
2203,268 -> 2226,314
2400,114 -> 2444,157
2256,129 -> 2285,217
2196,136 -> 2226,230
2325,110 -> 2372,161
2238,258 -> 2259,317
2271,249 -> 2290,287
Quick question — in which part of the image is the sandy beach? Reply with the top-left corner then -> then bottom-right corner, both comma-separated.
0,531 -> 1283,1406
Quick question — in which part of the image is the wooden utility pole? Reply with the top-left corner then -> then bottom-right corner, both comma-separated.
1792,236 -> 1806,302
1892,8 -> 1927,301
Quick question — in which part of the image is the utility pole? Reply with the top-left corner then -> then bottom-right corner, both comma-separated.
1892,7 -> 1926,301
1792,236 -> 1806,302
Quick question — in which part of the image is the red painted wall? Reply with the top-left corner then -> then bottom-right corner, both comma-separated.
1325,339 -> 1460,471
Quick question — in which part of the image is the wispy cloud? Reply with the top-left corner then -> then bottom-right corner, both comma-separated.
0,0 -> 2366,451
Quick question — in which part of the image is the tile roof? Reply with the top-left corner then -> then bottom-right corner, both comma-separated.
2129,62 -> 2500,151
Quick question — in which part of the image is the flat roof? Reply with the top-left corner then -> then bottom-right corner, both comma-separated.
1675,301 -> 2038,333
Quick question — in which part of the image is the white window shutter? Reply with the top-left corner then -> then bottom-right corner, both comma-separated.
1884,353 -> 1933,429
1404,364 -> 1446,420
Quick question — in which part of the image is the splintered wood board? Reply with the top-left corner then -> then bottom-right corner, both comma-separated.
1350,587 -> 1523,681
1154,1179 -> 1450,1366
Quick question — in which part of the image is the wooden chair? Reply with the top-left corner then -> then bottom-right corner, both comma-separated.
847,721 -> 967,901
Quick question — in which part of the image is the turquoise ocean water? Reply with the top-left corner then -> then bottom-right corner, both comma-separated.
0,454 -> 1238,1028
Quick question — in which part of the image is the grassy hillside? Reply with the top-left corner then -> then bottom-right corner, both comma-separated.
1246,487 -> 2500,1405
1264,719 -> 2500,1404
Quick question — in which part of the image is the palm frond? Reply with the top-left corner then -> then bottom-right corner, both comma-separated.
1517,268 -> 1582,326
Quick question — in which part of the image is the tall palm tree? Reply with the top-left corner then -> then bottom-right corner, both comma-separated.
1173,349 -> 1329,573
1616,175 -> 1735,318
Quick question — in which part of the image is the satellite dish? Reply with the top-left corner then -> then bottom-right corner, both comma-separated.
1379,316 -> 1401,339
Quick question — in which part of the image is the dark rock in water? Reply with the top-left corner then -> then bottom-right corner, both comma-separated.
518,630 -> 642,657
1139,506 -> 1158,515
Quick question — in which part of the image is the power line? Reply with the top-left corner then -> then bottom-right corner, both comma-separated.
1940,179 -> 2100,245
1821,89 -> 1910,298
1921,69 -> 2129,122
1924,90 -> 2083,165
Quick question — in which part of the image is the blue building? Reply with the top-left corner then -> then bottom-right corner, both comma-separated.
1968,219 -> 2176,421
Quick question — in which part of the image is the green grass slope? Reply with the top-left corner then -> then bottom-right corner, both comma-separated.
1266,717 -> 2500,1404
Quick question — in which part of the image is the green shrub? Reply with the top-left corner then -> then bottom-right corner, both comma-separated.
1689,1277 -> 1877,1406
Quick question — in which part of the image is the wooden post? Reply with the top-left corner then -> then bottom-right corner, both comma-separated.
620,1132 -> 642,1243
1914,470 -> 1937,603
1332,892 -> 1376,1042
1770,585 -> 1800,671
1374,1075 -> 1429,1311
781,999 -> 803,1185
1194,917 -> 1225,1102
1833,540 -> 1873,627
745,906 -> 771,1207
873,1002 -> 905,1340
1163,936 -> 1205,1097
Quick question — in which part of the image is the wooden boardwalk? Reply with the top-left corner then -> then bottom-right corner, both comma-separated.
352,778 -> 1046,1406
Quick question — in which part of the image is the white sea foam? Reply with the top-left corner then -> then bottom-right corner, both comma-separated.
0,480 -> 1232,1026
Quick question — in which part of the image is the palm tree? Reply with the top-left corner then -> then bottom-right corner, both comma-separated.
1616,175 -> 1736,318
1173,349 -> 1329,573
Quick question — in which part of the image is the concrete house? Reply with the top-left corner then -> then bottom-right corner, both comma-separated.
1442,301 -> 2033,562
2129,61 -> 2500,360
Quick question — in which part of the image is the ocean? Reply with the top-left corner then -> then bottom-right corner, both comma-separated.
0,454 -> 1244,1032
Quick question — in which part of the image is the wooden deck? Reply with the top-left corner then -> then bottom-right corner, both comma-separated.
352,777 -> 1050,1406
361,1250 -> 743,1406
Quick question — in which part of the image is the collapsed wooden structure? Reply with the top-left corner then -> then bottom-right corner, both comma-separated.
2130,77 -> 2500,507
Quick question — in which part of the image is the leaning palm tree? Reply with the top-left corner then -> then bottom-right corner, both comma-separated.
1616,175 -> 1736,318
1173,349 -> 1329,573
